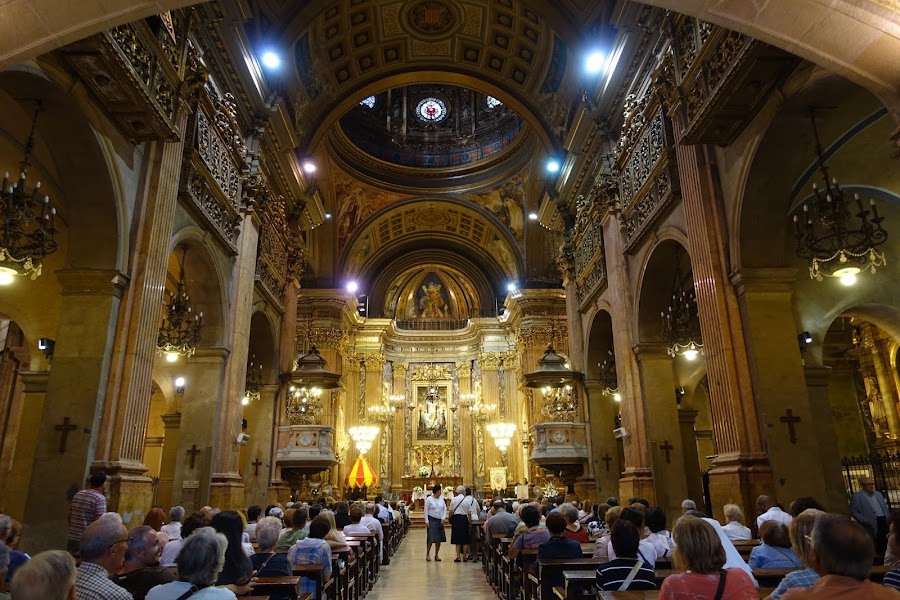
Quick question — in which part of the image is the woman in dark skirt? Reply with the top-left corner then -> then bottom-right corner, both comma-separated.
425,484 -> 448,561
450,485 -> 478,561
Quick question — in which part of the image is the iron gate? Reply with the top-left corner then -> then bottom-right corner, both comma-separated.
841,452 -> 900,509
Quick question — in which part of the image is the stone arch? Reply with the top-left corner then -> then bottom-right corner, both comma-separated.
165,229 -> 230,349
248,310 -> 279,385
634,238 -> 693,345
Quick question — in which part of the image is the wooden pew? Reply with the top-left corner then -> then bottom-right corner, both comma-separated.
290,564 -> 324,600
532,558 -> 601,600
253,576 -> 301,600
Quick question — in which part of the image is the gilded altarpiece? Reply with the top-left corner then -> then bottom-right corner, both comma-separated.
404,364 -> 461,477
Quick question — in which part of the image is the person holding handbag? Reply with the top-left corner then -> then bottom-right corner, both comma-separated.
449,485 -> 475,562
146,528 -> 237,600
660,516 -> 757,600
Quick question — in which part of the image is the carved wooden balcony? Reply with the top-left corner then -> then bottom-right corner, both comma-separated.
276,425 -> 339,477
530,422 -> 589,471
61,16 -> 187,142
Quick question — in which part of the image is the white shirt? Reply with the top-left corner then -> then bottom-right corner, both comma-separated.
756,506 -> 792,530
451,494 -> 478,517
359,514 -> 384,541
159,538 -> 183,568
646,530 -> 675,558
722,520 -> 752,541
160,522 -> 181,540
343,523 -> 370,536
425,494 -> 447,521
608,538 -> 658,565
148,581 -> 236,599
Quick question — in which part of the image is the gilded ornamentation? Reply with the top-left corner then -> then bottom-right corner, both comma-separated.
479,353 -> 502,369
411,363 -> 452,381
406,1 -> 456,36
310,328 -> 346,350
455,361 -> 472,379
363,353 -> 387,372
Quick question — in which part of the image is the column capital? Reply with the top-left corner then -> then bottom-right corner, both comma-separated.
363,353 -> 386,371
161,413 -> 182,428
678,408 -> 699,424
479,352 -> 503,369
190,346 -> 231,363
804,365 -> 833,388
631,342 -> 671,360
730,268 -> 797,295
18,371 -> 50,393
56,269 -> 129,297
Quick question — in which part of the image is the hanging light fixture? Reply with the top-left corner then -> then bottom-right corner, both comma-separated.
524,345 -> 583,422
241,355 -> 264,406
348,424 -> 379,454
661,249 -> 702,360
486,421 -> 516,452
598,350 -> 621,401
157,246 -> 202,360
793,109 -> 887,285
0,101 -> 58,284
283,345 -> 341,424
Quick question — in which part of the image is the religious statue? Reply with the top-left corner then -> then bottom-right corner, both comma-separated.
418,282 -> 448,319
416,385 -> 448,441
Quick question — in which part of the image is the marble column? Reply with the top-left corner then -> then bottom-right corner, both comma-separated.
677,409 -> 703,508
3,371 -> 48,522
804,366 -> 847,513
268,283 -> 297,502
390,362 -> 408,491
865,325 -> 900,442
732,268 -> 827,507
156,413 -> 181,510
602,212 -> 655,502
584,381 -> 620,502
209,212 -> 260,510
171,347 -> 229,511
480,353 -> 502,483
633,343 -> 688,518
21,269 -> 127,552
673,139 -> 772,521
242,384 -> 277,508
362,354 -> 386,478
94,126 -> 187,522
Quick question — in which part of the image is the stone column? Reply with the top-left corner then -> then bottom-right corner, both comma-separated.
21,269 -> 127,552
804,366 -> 847,513
584,381 -> 620,502
209,212 -> 260,510
171,347 -> 229,511
156,413 -> 181,510
3,371 -> 48,522
480,353 -> 502,482
673,139 -> 772,521
268,283 -> 297,502
633,343 -> 688,518
243,384 -> 277,508
732,268 -> 827,507
362,354 -> 386,477
94,126 -> 187,522
677,409 -> 703,508
602,212 -> 655,502
864,324 -> 900,441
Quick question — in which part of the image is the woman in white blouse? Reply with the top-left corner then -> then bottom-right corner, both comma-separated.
425,484 -> 448,561
721,503 -> 752,541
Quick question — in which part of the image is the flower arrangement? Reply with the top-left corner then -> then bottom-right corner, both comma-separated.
412,486 -> 423,494
418,465 -> 430,477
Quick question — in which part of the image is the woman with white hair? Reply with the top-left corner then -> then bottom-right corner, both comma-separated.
449,485 -> 477,562
161,507 -> 185,540
9,550 -> 76,600
146,527 -> 236,599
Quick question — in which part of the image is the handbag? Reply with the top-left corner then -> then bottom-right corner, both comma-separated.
617,559 -> 644,591
175,585 -> 202,600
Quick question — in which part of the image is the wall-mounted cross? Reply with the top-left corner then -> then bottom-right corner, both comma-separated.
252,457 -> 263,477
601,453 -> 613,472
54,417 -> 77,454
660,440 -> 674,464
186,444 -> 201,469
780,409 -> 801,444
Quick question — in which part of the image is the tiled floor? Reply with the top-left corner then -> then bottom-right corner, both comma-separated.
375,528 -> 496,598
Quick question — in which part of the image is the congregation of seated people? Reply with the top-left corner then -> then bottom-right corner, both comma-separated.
0,470 -> 406,599
479,483 -> 900,599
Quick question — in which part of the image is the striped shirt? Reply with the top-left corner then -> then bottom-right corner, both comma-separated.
596,558 -> 657,591
883,567 -> 900,590
67,487 -> 106,542
769,567 -> 820,599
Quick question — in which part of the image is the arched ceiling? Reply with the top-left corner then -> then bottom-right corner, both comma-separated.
341,198 -> 523,282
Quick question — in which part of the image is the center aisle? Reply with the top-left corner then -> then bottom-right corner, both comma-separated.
376,527 -> 497,599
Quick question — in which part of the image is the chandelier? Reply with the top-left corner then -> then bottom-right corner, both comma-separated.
348,424 -> 379,454
661,249 -> 702,360
284,345 -> 341,425
157,246 -> 202,361
367,392 -> 400,425
524,345 -> 583,422
598,350 -> 621,401
242,355 -> 264,406
486,422 -> 516,452
0,101 -> 58,284
793,109 -> 887,286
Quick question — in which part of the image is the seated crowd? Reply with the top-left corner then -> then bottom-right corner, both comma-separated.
478,488 -> 900,599
0,472 -> 406,600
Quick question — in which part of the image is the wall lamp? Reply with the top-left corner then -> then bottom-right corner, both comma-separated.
175,376 -> 186,396
798,331 -> 813,352
37,338 -> 55,359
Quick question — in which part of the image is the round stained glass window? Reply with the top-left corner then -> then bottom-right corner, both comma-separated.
486,96 -> 502,108
416,97 -> 447,122
360,95 -> 376,108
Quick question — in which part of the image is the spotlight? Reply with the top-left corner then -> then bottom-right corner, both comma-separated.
165,352 -> 179,363
37,338 -> 55,358
801,331 -> 813,345
324,213 -> 332,219
546,159 -> 560,174
585,50 -> 605,75
528,213 -> 538,221
346,281 -> 359,294
683,349 -> 699,361
302,160 -> 317,174
506,282 -> 517,293
261,51 -> 281,70
0,267 -> 16,285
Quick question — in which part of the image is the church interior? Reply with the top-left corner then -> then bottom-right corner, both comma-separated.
0,0 -> 899,556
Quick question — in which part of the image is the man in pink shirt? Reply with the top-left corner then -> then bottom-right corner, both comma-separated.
66,472 -> 107,555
